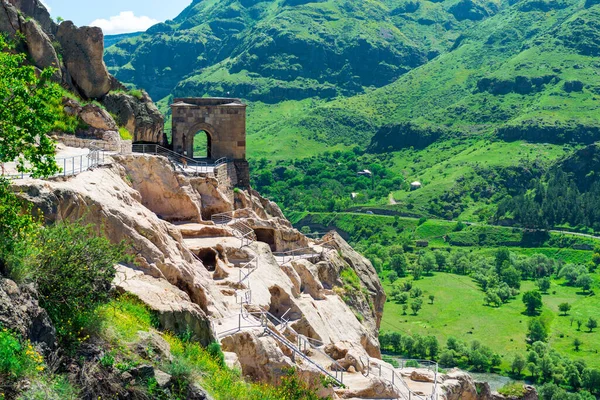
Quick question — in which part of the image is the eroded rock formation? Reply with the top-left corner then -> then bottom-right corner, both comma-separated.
12,154 -> 389,395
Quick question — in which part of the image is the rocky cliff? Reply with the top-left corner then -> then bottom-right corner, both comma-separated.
9,154 -> 539,399
12,154 -> 387,392
0,0 -> 165,144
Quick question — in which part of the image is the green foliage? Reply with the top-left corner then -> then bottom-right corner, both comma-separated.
498,383 -> 526,397
7,222 -> 127,348
0,36 -> 61,177
250,150 -> 404,213
206,342 -> 225,368
129,89 -> 143,100
523,291 -> 543,315
0,329 -> 43,381
527,318 -> 548,343
340,267 -> 361,292
118,126 -> 133,141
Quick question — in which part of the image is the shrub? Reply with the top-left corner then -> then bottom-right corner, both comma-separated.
129,89 -> 144,100
207,342 -> 225,367
0,329 -> 44,381
118,126 -> 132,141
498,383 -> 526,397
9,221 -> 128,349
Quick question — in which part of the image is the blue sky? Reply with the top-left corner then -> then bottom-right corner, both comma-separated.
41,0 -> 192,34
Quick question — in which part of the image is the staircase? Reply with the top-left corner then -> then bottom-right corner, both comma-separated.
210,209 -> 346,387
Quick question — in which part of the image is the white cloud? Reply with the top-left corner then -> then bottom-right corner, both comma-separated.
89,11 -> 159,35
40,0 -> 51,12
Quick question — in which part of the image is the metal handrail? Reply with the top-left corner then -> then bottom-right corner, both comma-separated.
5,150 -> 106,180
272,239 -> 336,264
360,356 -> 438,400
132,144 -> 229,175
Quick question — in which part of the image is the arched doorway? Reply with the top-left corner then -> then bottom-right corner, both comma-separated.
193,130 -> 212,159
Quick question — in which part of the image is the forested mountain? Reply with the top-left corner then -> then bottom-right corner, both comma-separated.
107,0 -> 600,231
104,0 -> 503,102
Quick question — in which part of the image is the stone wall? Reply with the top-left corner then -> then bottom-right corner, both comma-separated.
57,134 -> 132,153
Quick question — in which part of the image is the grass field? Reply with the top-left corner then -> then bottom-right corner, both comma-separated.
381,273 -> 600,371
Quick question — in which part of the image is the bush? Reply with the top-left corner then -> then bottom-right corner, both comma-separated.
118,127 -> 132,141
0,329 -> 44,381
7,221 -> 128,349
129,89 -> 144,100
207,342 -> 225,367
498,383 -> 525,397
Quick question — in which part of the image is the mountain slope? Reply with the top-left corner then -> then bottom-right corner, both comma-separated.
275,0 -> 600,150
105,0 -> 503,102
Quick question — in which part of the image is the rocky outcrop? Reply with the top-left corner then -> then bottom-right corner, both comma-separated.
0,277 -> 56,354
0,0 -> 61,78
13,153 -> 391,396
115,266 -> 214,345
56,21 -> 112,99
7,0 -> 56,35
79,103 -> 119,131
102,91 -> 166,144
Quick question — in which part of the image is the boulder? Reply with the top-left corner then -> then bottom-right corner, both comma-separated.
7,0 -> 57,35
410,368 -> 436,382
22,18 -> 61,79
115,266 -> 214,346
102,91 -> 165,144
440,369 -> 479,400
0,278 -> 56,354
290,259 -> 326,300
113,154 -> 203,222
0,1 -> 60,79
153,369 -> 172,388
135,330 -> 173,362
79,103 -> 118,131
56,21 -> 111,99
187,383 -> 214,400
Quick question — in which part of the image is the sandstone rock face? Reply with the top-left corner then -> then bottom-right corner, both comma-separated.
102,91 -> 166,144
440,369 -> 480,400
56,21 -> 111,99
0,277 -> 56,354
113,155 -> 203,222
79,103 -> 119,131
12,163 -> 223,319
0,1 -> 60,78
13,154 -> 392,396
7,0 -> 56,35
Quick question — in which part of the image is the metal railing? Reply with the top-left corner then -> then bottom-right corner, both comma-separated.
213,310 -> 345,387
360,356 -> 438,400
132,144 -> 229,174
272,239 -> 336,265
5,150 -> 106,180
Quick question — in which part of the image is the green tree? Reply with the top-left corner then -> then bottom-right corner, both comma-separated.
522,291 -> 543,315
420,252 -> 437,275
582,368 -> 600,394
527,318 -> 548,343
576,274 -> 593,293
402,304 -> 408,315
573,338 -> 583,351
558,302 -> 571,316
511,354 -> 526,376
536,277 -> 551,293
577,319 -> 583,331
586,317 -> 597,333
387,270 -> 398,283
410,298 -> 423,315
428,294 -> 435,304
389,332 -> 402,353
390,252 -> 408,277
412,263 -> 423,280
0,36 -> 60,178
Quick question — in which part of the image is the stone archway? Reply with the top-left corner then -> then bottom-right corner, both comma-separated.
186,122 -> 216,159
170,97 -> 250,187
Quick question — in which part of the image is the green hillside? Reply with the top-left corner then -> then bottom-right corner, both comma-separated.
105,0 -> 499,102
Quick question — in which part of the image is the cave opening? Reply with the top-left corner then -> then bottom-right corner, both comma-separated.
254,228 -> 276,251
